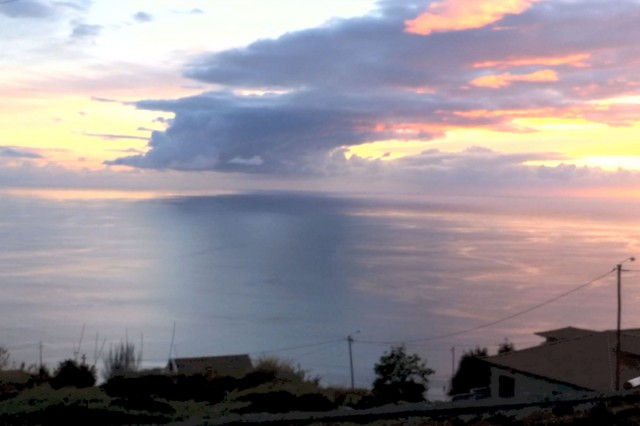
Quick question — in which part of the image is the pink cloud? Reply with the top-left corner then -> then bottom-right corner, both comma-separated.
406,0 -> 541,35
471,69 -> 559,88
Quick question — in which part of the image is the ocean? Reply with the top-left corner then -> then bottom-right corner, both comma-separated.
1,189 -> 639,400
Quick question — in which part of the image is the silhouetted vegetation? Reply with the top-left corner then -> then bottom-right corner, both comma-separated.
50,359 -> 96,389
102,342 -> 141,381
498,338 -> 515,354
372,345 -> 434,404
449,346 -> 490,396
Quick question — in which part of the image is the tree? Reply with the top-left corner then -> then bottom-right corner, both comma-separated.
372,345 -> 434,404
103,341 -> 141,381
498,338 -> 515,354
448,346 -> 489,396
51,359 -> 96,389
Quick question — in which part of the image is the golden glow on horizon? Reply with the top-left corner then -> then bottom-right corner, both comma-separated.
471,69 -> 558,88
0,95 -> 171,169
405,0 -> 541,35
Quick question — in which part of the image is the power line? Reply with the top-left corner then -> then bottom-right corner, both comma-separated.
357,268 -> 616,345
251,338 -> 344,356
0,0 -> 21,5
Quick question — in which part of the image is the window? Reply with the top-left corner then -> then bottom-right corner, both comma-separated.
498,375 -> 515,398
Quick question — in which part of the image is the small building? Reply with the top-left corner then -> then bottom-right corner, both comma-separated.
483,327 -> 640,400
167,354 -> 252,378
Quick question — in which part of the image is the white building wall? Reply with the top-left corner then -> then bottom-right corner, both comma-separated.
489,366 -> 581,400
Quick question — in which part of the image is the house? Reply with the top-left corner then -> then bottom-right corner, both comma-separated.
483,327 -> 640,400
167,354 -> 252,378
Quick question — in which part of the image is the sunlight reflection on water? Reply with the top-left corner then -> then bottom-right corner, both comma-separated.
1,190 -> 639,399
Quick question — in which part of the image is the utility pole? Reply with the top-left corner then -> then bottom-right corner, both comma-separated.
616,257 -> 635,391
347,330 -> 360,389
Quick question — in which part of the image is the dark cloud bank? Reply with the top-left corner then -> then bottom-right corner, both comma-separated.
107,0 -> 640,189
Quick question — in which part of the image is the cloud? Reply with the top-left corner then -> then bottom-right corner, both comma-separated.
84,132 -> 149,141
110,0 -> 640,184
473,53 -> 590,69
0,0 -> 88,20
471,69 -> 558,88
0,146 -> 43,159
405,0 -> 541,35
71,23 -> 102,38
343,146 -> 640,196
0,0 -> 55,18
133,11 -> 152,23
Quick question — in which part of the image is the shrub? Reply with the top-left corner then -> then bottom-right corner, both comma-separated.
237,370 -> 276,390
252,356 -> 314,384
109,396 -> 176,415
50,360 -> 96,389
173,374 -> 226,403
236,390 -> 298,413
332,387 -> 373,408
296,393 -> 336,411
103,374 -> 175,400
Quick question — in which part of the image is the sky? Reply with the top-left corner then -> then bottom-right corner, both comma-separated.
3,0 -> 640,196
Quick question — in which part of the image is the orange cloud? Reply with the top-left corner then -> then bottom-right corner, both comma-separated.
406,0 -> 541,35
471,69 -> 558,88
473,53 -> 590,69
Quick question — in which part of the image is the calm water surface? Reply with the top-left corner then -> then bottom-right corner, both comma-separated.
1,190 -> 640,399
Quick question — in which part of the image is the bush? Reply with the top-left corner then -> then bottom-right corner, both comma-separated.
332,387 -> 373,408
236,390 -> 298,413
103,374 -> 175,400
237,370 -> 276,390
297,393 -> 336,411
173,374 -> 226,403
50,360 -> 96,389
252,356 -> 317,384
109,396 -> 176,415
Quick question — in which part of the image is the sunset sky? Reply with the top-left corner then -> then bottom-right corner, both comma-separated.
3,0 -> 640,196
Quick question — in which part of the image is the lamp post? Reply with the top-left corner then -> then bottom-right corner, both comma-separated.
616,257 -> 635,391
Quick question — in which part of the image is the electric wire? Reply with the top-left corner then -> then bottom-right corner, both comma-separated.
6,266 -> 623,366
250,338 -> 344,356
357,267 -> 617,345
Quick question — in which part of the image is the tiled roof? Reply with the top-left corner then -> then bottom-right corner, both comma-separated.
534,326 -> 596,343
484,329 -> 640,391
